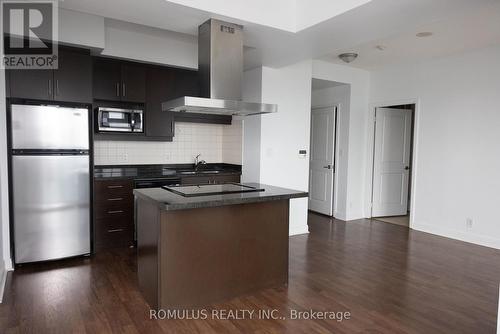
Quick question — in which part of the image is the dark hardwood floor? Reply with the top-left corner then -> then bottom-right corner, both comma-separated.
1,213 -> 499,333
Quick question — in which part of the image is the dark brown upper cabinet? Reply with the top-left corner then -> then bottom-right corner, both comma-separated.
122,63 -> 146,103
173,68 -> 199,98
8,48 -> 92,103
8,68 -> 53,101
145,66 -> 175,140
53,49 -> 92,103
92,57 -> 121,101
92,57 -> 146,103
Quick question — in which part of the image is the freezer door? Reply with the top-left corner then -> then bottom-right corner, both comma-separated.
11,104 -> 89,150
13,155 -> 90,263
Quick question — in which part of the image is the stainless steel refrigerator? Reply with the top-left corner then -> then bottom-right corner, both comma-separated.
10,104 -> 91,264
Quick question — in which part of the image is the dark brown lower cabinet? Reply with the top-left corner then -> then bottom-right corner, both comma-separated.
94,179 -> 135,250
93,174 -> 241,250
137,198 -> 289,309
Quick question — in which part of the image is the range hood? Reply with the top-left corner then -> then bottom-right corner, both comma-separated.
161,19 -> 277,116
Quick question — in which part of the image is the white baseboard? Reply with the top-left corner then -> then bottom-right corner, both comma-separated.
334,211 -> 347,221
497,284 -> 499,334
4,258 -> 12,271
0,262 -> 7,303
289,226 -> 309,236
412,222 -> 500,250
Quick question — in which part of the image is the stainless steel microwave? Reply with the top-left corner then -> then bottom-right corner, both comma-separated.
97,107 -> 143,133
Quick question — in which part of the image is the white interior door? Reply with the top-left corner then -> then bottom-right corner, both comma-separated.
309,107 -> 336,216
372,108 -> 412,217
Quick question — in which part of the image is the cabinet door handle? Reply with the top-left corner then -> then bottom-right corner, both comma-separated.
108,228 -> 124,233
55,79 -> 59,96
107,210 -> 124,214
107,185 -> 123,189
116,83 -> 120,97
48,79 -> 52,97
107,198 -> 123,201
122,83 -> 126,97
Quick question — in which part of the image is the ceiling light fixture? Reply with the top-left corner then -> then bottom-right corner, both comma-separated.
338,53 -> 358,63
416,32 -> 433,38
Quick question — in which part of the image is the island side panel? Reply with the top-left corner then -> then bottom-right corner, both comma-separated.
137,197 -> 161,310
159,200 -> 290,309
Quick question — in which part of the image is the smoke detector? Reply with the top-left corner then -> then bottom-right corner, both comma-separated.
338,53 -> 358,63
416,32 -> 433,38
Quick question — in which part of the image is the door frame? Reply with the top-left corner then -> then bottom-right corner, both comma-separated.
308,104 -> 340,217
366,98 -> 420,229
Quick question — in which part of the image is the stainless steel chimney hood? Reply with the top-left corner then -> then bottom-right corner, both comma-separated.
161,19 -> 277,116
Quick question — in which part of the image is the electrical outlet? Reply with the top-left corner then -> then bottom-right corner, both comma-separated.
466,218 -> 473,230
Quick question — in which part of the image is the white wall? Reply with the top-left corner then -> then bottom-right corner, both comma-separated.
101,19 -> 197,69
311,84 -> 350,219
58,10 -> 197,69
59,8 -> 105,49
0,69 -> 12,301
370,44 -> 500,249
312,60 -> 370,220
242,60 -> 313,235
95,121 -> 242,165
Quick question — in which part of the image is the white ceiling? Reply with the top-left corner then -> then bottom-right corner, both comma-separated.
321,1 -> 500,70
59,0 -> 500,70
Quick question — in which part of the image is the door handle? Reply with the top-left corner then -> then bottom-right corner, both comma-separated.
323,165 -> 333,169
107,198 -> 123,201
116,83 -> 120,97
55,79 -> 59,96
48,79 -> 52,97
107,185 -> 123,189
107,210 -> 124,214
405,166 -> 410,170
122,83 -> 126,97
108,228 -> 124,233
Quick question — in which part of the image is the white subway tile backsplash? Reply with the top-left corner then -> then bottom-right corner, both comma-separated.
94,121 -> 243,165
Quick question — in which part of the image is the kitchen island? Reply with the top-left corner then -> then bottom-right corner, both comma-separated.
134,183 -> 308,309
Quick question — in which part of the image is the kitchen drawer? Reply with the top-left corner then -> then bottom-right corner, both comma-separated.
95,218 -> 133,250
94,179 -> 134,198
95,203 -> 134,220
94,195 -> 133,209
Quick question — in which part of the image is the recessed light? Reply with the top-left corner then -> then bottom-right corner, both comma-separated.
416,32 -> 433,38
338,53 -> 358,63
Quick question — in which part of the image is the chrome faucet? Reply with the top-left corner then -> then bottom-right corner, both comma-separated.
194,154 -> 206,171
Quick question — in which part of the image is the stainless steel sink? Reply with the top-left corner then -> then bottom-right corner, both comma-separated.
179,171 -> 197,175
178,170 -> 224,175
200,170 -> 222,174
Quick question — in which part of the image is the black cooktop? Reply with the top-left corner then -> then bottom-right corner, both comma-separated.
162,183 -> 265,197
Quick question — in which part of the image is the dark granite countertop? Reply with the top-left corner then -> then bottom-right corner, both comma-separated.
94,163 -> 242,180
133,183 -> 308,211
